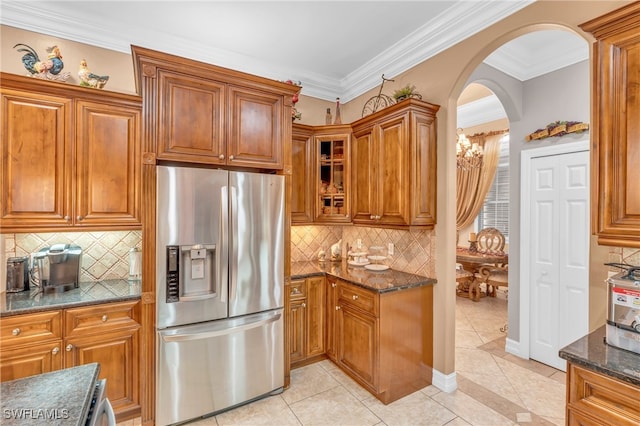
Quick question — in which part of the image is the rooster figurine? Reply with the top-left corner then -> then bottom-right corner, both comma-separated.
14,43 -> 70,81
78,59 -> 109,89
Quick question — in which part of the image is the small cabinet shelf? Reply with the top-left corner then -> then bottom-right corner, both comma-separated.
315,127 -> 351,223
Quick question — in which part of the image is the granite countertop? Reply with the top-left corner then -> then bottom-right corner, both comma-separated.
1,279 -> 142,317
0,363 -> 99,425
559,325 -> 640,387
291,261 -> 436,293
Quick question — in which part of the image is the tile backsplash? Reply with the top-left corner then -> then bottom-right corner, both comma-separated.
2,231 -> 142,288
291,225 -> 436,277
608,246 -> 640,269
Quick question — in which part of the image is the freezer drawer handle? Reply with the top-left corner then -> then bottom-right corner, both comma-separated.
161,311 -> 282,342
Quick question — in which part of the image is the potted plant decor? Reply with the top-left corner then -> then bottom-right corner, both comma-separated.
392,84 -> 421,101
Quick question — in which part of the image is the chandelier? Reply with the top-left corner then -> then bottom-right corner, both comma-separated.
456,128 -> 483,170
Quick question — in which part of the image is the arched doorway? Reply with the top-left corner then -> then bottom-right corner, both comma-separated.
452,28 -> 591,374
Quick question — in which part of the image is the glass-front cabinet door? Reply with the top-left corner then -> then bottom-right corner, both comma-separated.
314,127 -> 351,223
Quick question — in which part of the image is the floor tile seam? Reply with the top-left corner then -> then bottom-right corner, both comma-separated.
430,388 -> 515,426
455,374 -> 556,425
492,354 -> 566,390
284,380 -> 344,408
273,393 -> 304,426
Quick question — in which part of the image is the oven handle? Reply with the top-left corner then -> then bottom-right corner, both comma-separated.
160,311 -> 282,342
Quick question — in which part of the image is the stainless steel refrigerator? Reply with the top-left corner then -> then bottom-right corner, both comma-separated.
155,165 -> 284,426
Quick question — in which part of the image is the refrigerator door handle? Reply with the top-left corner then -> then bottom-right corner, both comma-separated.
219,186 -> 229,303
229,185 -> 238,303
160,311 -> 282,342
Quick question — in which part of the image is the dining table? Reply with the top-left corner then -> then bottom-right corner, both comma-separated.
456,246 -> 508,301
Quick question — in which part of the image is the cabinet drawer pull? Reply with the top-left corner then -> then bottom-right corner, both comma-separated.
66,344 -> 73,352
52,347 -> 59,355
12,328 -> 20,336
102,315 -> 108,322
352,295 -> 359,300
291,288 -> 301,295
219,154 -> 225,160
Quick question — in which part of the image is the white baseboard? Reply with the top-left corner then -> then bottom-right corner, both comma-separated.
431,369 -> 457,393
505,337 -> 527,359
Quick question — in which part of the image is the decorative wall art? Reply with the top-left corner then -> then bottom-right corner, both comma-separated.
526,120 -> 589,141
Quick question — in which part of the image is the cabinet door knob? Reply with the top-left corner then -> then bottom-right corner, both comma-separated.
219,154 -> 225,160
52,347 -> 59,355
352,294 -> 358,300
102,315 -> 108,322
77,215 -> 83,221
64,216 -> 71,221
66,344 -> 73,352
12,328 -> 20,336
331,283 -> 336,288
370,215 -> 375,220
301,302 -> 306,308
335,306 -> 341,310
291,288 -> 301,295
229,155 -> 235,161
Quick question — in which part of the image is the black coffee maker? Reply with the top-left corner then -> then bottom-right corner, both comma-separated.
6,256 -> 30,293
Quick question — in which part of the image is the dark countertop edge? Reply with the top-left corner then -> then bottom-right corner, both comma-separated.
290,263 -> 437,293
559,326 -> 640,387
0,294 -> 141,317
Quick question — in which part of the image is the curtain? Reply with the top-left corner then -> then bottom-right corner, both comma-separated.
456,132 -> 504,231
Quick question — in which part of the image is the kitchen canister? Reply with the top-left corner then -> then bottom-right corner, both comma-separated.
6,256 -> 30,292
128,247 -> 142,282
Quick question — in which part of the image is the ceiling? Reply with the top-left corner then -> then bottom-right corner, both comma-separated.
1,1 -> 588,106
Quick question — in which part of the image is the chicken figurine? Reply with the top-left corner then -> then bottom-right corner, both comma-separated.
78,59 -> 109,89
14,43 -> 70,81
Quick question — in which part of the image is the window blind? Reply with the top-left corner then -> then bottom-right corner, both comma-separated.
479,134 -> 509,240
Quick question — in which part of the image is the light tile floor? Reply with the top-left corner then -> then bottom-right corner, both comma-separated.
118,289 -> 567,426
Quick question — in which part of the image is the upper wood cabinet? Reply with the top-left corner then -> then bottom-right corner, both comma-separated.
314,126 -> 352,223
0,73 -> 142,232
580,3 -> 640,248
132,46 -> 298,169
291,123 -> 314,224
351,99 -> 439,228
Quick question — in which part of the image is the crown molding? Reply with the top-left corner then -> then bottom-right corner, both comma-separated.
457,94 -> 507,129
1,1 -> 533,102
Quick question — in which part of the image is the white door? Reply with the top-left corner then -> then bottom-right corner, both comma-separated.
525,145 -> 589,371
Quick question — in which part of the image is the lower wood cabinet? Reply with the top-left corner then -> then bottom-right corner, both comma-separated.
328,278 -> 433,404
286,276 -> 326,368
0,300 -> 141,422
566,362 -> 640,426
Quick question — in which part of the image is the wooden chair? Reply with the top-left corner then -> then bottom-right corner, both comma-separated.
476,227 -> 506,255
476,263 -> 508,297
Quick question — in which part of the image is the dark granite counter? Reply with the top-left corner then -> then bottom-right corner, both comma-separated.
1,279 -> 141,317
291,261 -> 436,293
0,363 -> 99,425
559,325 -> 640,387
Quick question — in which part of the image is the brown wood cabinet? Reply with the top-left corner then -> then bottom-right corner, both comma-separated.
0,300 -> 141,422
351,99 -> 439,228
0,311 -> 63,381
580,3 -> 640,248
0,73 -> 142,232
132,46 -> 297,170
291,123 -> 314,224
328,278 -> 433,404
566,362 -> 640,426
286,276 -> 326,368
